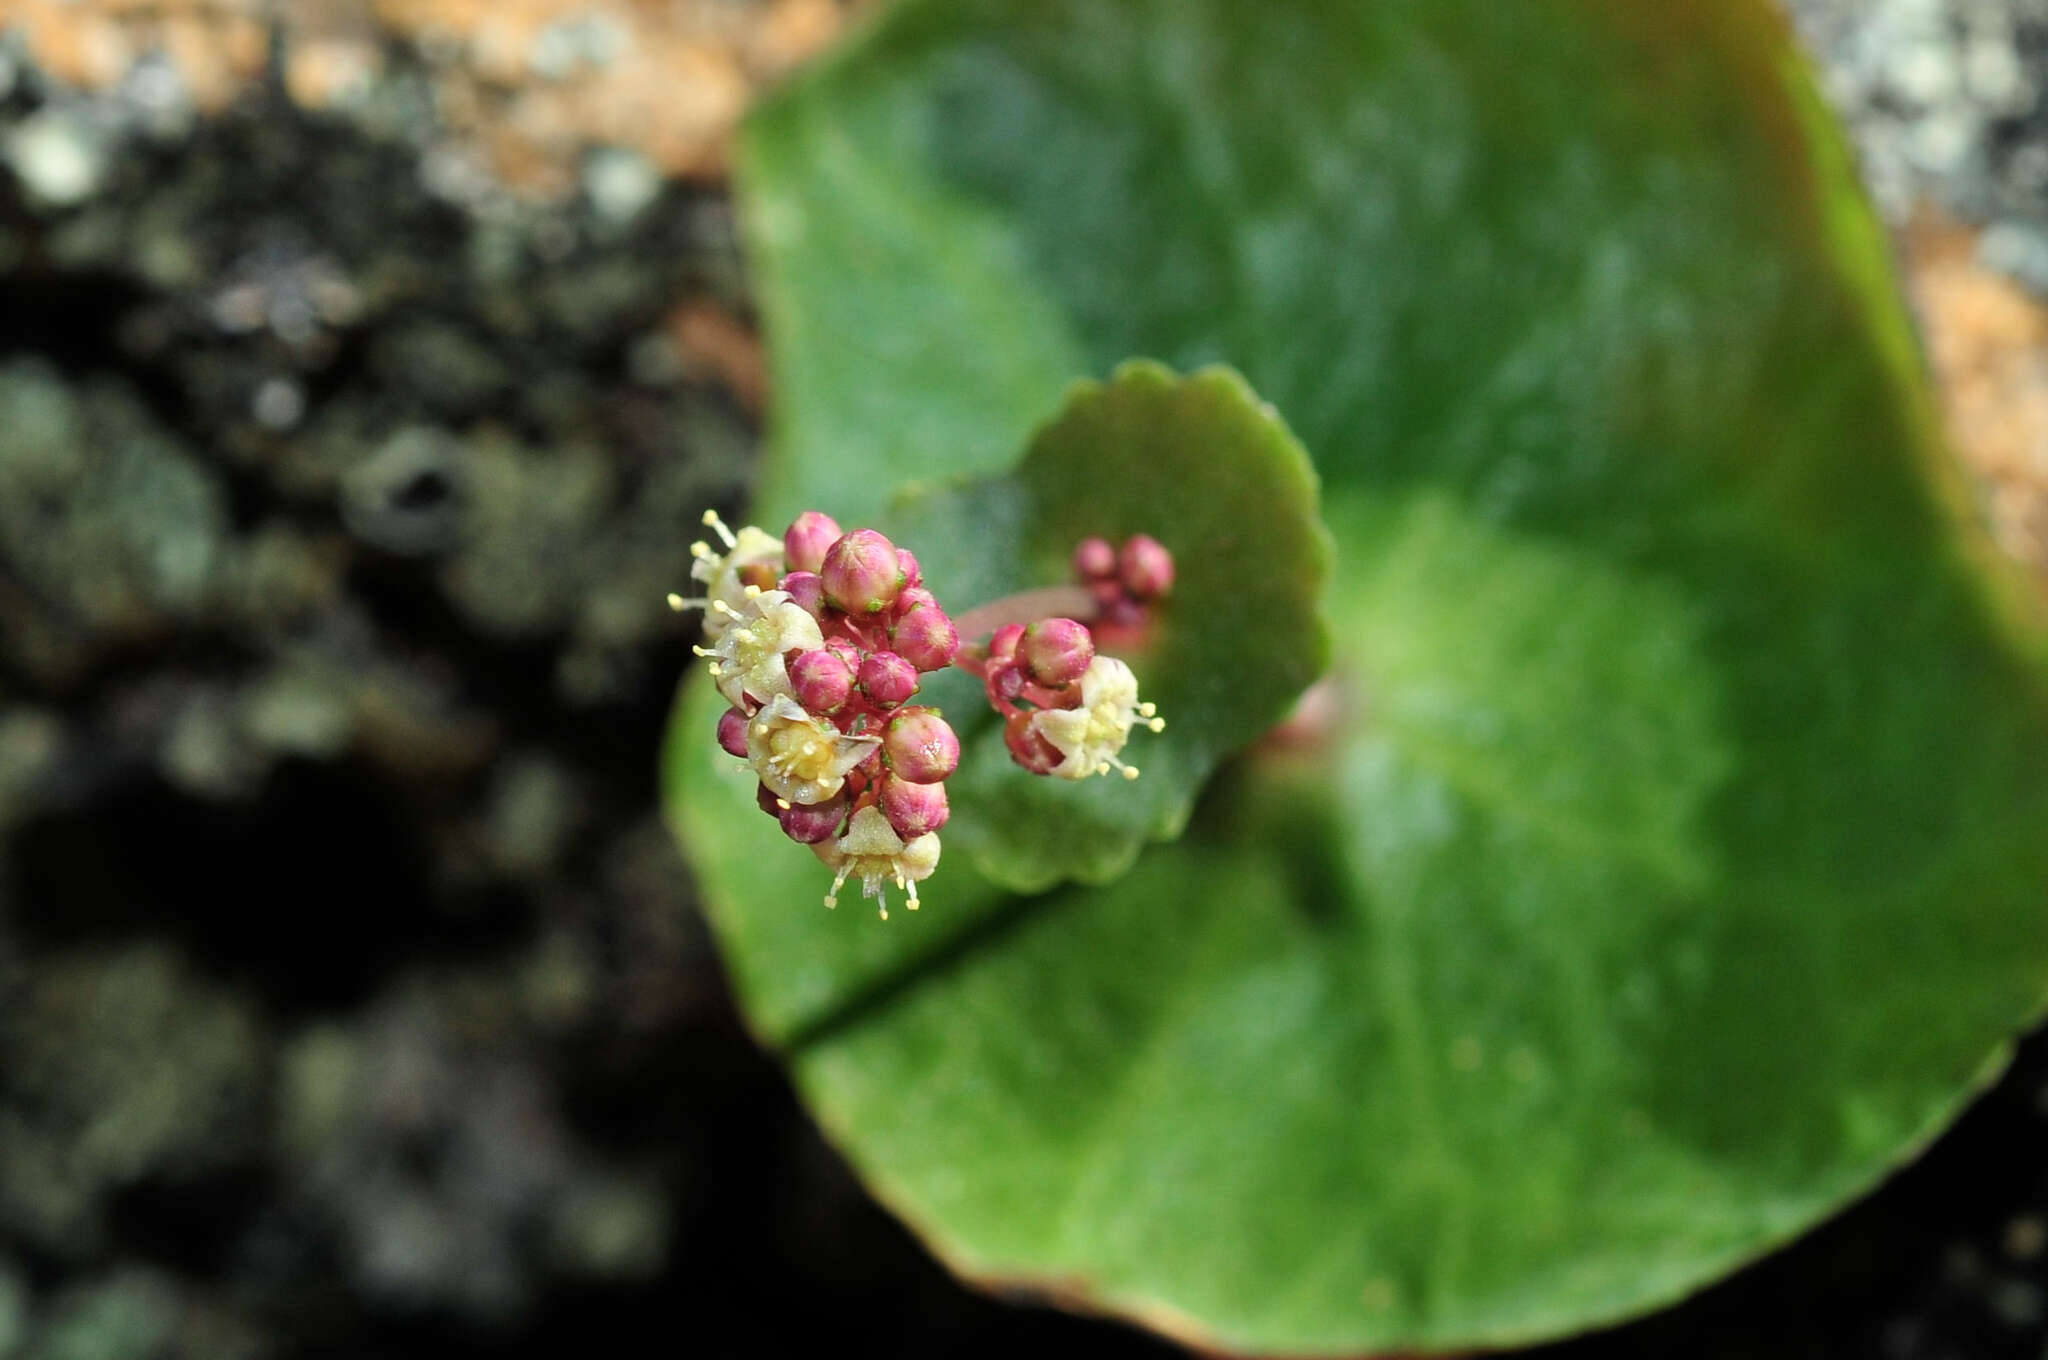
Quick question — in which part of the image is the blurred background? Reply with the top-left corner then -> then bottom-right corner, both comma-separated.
0,1 -> 2046,1356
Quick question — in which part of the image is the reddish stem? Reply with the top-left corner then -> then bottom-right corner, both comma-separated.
951,585 -> 1099,642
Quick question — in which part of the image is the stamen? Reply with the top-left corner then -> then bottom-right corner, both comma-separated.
691,645 -> 713,657
1146,717 -> 1166,733
825,864 -> 850,908
690,541 -> 715,561
701,509 -> 738,549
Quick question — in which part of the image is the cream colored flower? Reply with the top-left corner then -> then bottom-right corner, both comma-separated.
1028,656 -> 1164,780
699,589 -> 824,710
813,805 -> 941,919
746,695 -> 879,806
668,511 -> 785,643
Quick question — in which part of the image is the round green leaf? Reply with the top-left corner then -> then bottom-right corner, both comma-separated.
669,0 -> 2048,1351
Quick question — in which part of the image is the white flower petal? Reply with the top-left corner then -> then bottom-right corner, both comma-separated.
814,806 -> 942,918
746,694 -> 878,805
709,590 -> 825,709
693,526 -> 784,642
1028,656 -> 1152,780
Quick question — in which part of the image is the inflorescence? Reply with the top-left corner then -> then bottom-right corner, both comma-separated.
672,511 -> 1169,919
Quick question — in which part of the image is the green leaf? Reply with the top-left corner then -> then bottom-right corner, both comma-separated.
667,0 -> 2048,1351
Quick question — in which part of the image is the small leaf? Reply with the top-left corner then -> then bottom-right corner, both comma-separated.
890,359 -> 1331,891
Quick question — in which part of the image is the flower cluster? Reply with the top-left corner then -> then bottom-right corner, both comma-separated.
674,510 -> 960,919
964,619 -> 1165,781
1074,532 -> 1175,629
675,509 -> 1169,919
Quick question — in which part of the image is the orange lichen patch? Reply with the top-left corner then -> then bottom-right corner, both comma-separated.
1,0 -> 866,191
282,31 -> 384,110
1907,212 -> 2048,580
2,0 -> 271,110
667,299 -> 767,415
744,0 -> 846,76
358,0 -> 756,190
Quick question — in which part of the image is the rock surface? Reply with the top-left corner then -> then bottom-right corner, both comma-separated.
1785,0 -> 2048,580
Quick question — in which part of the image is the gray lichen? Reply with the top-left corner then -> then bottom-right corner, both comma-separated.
0,947 -> 263,1259
0,24 -> 739,1353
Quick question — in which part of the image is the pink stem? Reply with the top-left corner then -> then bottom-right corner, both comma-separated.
951,585 -> 1098,641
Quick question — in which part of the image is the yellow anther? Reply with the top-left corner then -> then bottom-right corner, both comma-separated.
810,806 -> 938,922
700,509 -> 738,548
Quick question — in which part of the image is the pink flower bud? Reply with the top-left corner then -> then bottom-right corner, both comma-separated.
1074,535 -> 1117,580
822,529 -> 906,614
884,708 -> 960,783
988,623 -> 1025,665
1119,534 -> 1175,599
1020,617 -> 1094,687
1101,596 -> 1147,630
896,548 -> 923,588
824,637 -> 863,669
1003,711 -> 1063,775
878,775 -> 949,839
859,651 -> 920,708
780,570 -> 826,617
779,793 -> 848,844
892,605 -> 960,672
790,649 -> 854,714
892,586 -> 939,620
783,511 -> 843,575
717,707 -> 750,758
